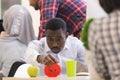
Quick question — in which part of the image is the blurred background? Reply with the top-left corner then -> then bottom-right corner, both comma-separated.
0,0 -> 107,36
0,0 -> 39,36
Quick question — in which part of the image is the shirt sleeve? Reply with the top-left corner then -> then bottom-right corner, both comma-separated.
39,0 -> 60,39
76,39 -> 86,66
25,40 -> 41,66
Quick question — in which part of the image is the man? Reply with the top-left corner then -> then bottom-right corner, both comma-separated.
29,0 -> 87,39
25,18 -> 87,76
88,0 -> 120,79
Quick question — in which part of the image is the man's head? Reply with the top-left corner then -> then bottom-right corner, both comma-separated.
99,0 -> 120,14
29,0 -> 39,10
45,18 -> 68,53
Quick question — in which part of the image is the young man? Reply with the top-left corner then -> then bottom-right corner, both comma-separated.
25,18 -> 87,75
29,0 -> 86,39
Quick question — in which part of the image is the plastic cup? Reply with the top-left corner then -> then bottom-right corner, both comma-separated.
66,60 -> 76,77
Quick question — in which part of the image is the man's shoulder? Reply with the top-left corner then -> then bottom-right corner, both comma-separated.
32,37 -> 46,42
67,36 -> 80,40
28,37 -> 46,46
67,36 -> 82,44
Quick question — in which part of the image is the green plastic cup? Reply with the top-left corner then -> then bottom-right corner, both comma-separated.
66,60 -> 76,77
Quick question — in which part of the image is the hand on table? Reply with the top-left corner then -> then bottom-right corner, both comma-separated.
37,54 -> 58,65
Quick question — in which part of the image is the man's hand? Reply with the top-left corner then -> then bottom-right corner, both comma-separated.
37,54 -> 58,65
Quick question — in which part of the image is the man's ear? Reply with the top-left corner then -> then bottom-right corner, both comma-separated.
66,32 -> 69,38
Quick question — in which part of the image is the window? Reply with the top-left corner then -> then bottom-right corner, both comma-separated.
0,0 -> 21,19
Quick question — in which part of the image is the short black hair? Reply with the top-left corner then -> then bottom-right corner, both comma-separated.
99,0 -> 120,14
45,18 -> 67,33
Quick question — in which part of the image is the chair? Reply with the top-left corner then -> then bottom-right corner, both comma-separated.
0,19 -> 4,34
8,61 -> 26,77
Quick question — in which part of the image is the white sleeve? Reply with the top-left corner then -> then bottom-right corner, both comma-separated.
25,40 -> 41,66
76,39 -> 86,66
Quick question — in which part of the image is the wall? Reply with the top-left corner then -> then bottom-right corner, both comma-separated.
21,0 -> 39,37
1,0 -> 21,19
86,0 -> 107,19
0,0 -> 39,36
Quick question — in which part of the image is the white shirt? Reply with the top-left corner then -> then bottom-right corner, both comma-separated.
25,36 -> 85,76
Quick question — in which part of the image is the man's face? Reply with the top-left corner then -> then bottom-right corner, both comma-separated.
46,29 -> 66,53
29,0 -> 39,10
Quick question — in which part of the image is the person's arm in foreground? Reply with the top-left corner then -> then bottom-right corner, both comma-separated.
88,23 -> 111,79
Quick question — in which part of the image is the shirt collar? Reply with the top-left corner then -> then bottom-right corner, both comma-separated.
45,38 -> 69,53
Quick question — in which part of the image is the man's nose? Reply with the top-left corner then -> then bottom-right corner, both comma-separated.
53,41 -> 58,47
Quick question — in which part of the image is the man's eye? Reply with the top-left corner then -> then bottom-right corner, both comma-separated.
48,38 -> 53,41
57,38 -> 61,41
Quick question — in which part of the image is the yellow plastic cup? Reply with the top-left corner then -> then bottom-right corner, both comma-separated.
66,60 -> 76,77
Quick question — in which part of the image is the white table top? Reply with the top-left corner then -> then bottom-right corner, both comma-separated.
3,76 -> 90,80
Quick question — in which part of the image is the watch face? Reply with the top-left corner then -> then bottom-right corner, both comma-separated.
44,64 -> 61,77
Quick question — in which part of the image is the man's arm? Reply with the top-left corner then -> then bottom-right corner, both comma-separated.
25,39 -> 58,66
25,40 -> 42,65
76,39 -> 88,72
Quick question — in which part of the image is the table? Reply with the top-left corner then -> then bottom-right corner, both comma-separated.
3,76 -> 90,80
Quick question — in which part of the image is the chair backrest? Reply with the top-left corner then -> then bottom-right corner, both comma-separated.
0,19 -> 4,34
8,61 -> 26,77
